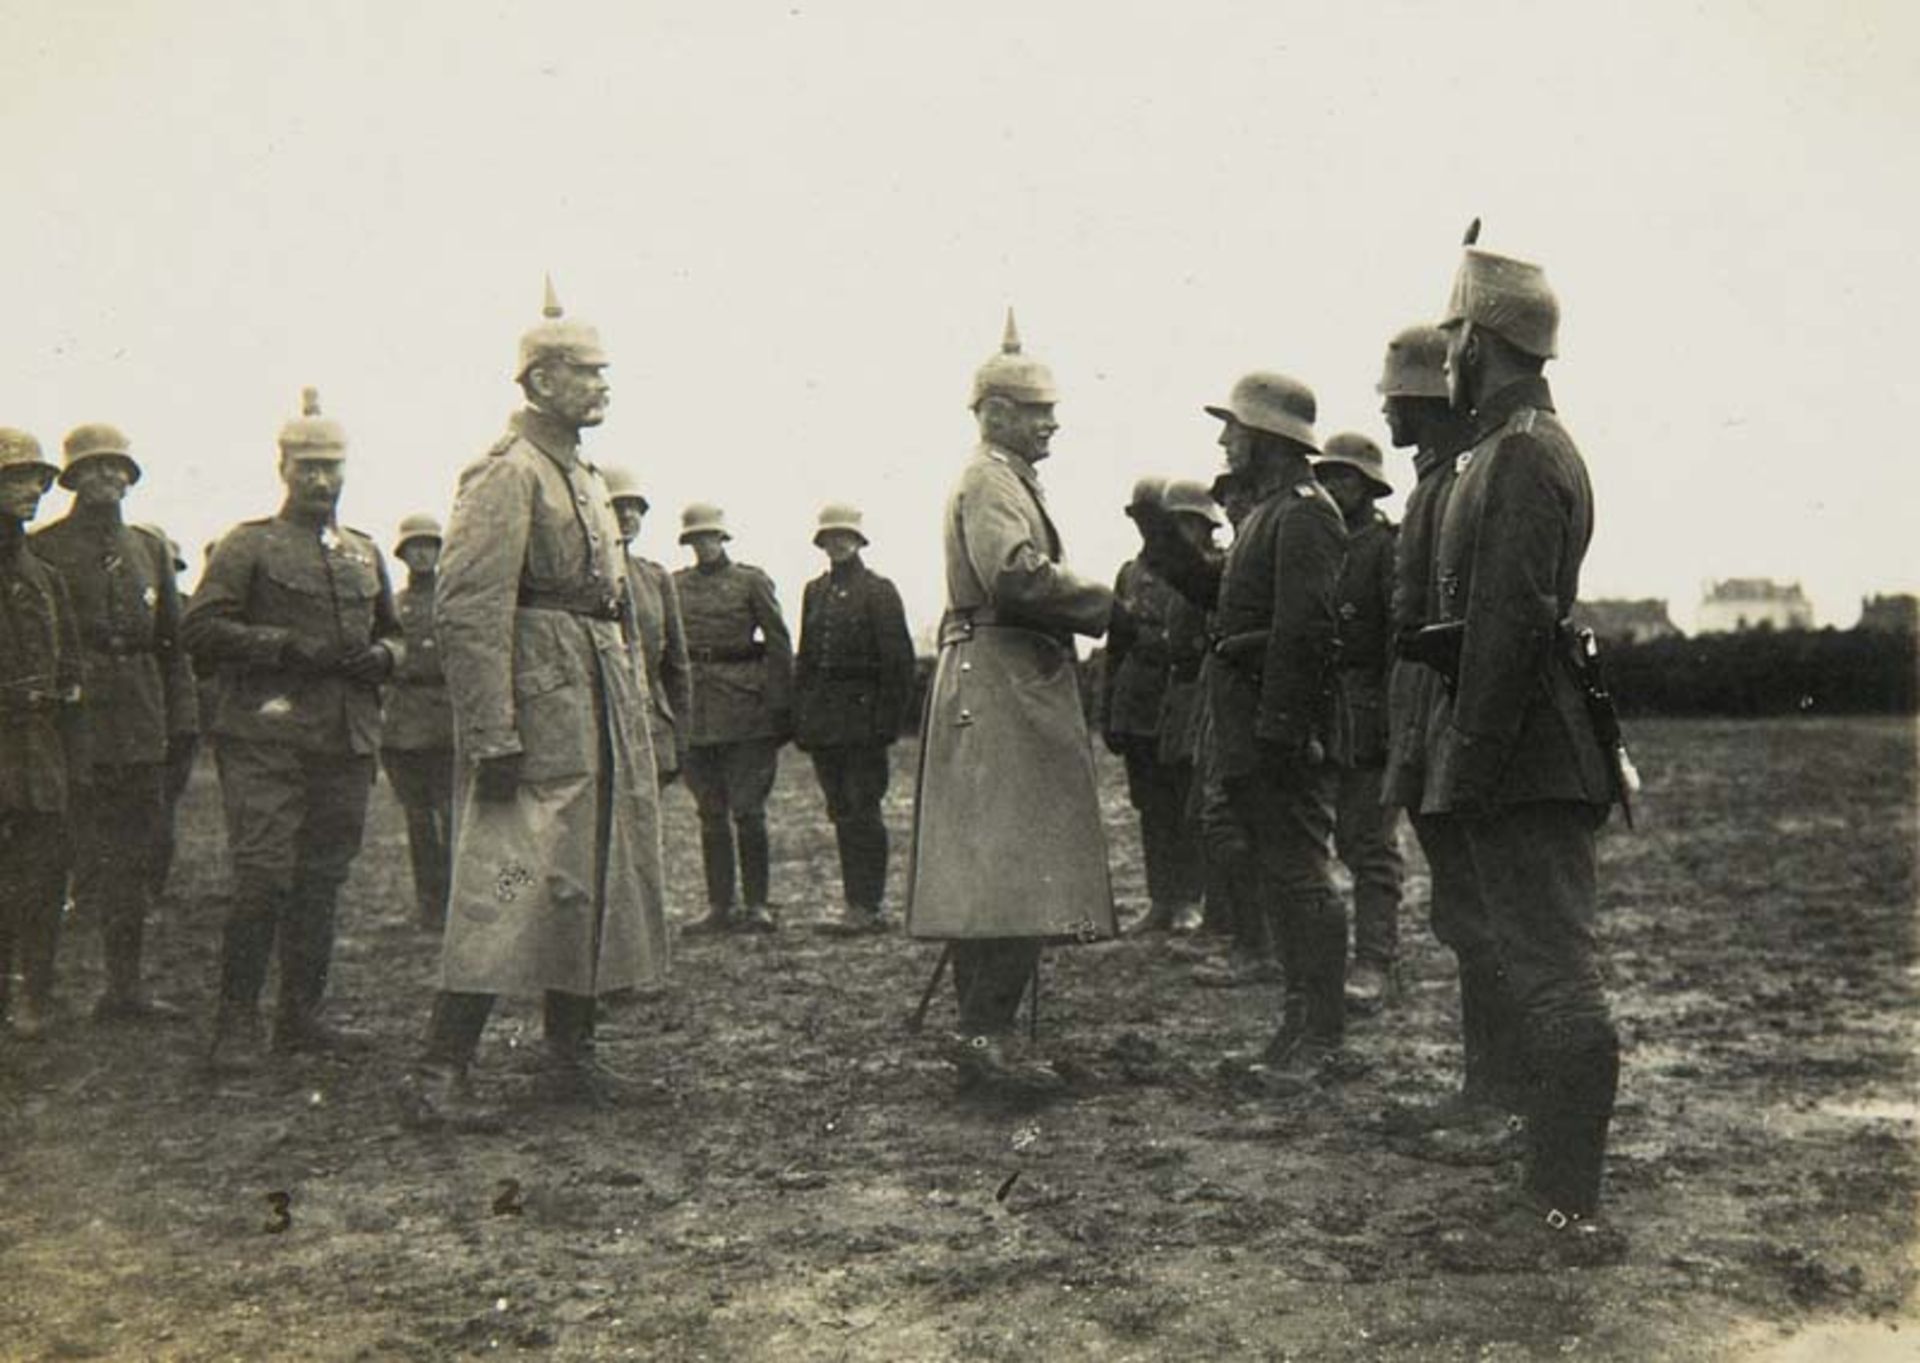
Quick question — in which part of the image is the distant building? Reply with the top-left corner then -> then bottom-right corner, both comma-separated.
1696,578 -> 1814,633
1855,593 -> 1918,634
1571,599 -> 1681,646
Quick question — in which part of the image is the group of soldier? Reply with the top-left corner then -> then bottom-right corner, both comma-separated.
0,226 -> 1626,1264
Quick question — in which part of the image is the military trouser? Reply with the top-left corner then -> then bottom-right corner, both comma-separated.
1224,761 -> 1343,1050
683,738 -> 780,909
951,938 -> 1042,1036
1465,800 -> 1619,1215
1120,741 -> 1204,910
381,746 -> 454,929
151,732 -> 200,897
1333,761 -> 1404,968
808,743 -> 892,911
0,812 -> 67,1015
1199,771 -> 1268,959
213,739 -> 375,1027
1412,811 -> 1524,1109
73,763 -> 165,1003
423,988 -> 597,1070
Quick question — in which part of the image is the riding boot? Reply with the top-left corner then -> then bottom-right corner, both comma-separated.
736,814 -> 771,910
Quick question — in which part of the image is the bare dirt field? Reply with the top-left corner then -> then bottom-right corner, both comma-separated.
2,715 -> 1915,1361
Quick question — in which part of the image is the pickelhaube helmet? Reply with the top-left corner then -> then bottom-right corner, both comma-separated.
1315,433 -> 1393,497
1377,325 -> 1451,399
1162,478 -> 1226,529
678,502 -> 730,544
813,502 -> 868,547
0,428 -> 58,484
601,465 -> 648,510
1125,475 -> 1169,516
1445,244 -> 1560,359
970,309 -> 1058,408
393,513 -> 443,555
1204,372 -> 1320,452
277,388 -> 348,461
59,422 -> 141,489
516,276 -> 609,381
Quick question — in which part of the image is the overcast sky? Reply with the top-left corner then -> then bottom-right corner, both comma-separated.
2,0 -> 1914,635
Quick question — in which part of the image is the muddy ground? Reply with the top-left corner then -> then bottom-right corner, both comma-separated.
1,715 -> 1915,1361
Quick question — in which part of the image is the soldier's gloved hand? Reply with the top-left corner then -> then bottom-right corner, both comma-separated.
474,753 -> 524,803
338,643 -> 394,684
282,637 -> 340,674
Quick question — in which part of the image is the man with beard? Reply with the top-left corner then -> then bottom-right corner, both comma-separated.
380,514 -> 455,931
1311,433 -> 1405,1014
908,312 -> 1115,1092
1425,241 -> 1624,1259
604,467 -> 691,791
186,392 -> 403,1069
793,504 -> 915,936
403,284 -> 669,1123
0,431 -> 84,1041
674,503 -> 794,935
1202,373 -> 1348,1095
1376,324 -> 1523,1155
32,424 -> 193,1023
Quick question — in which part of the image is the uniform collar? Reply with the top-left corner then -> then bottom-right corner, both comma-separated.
0,519 -> 23,561
828,555 -> 866,582
696,551 -> 732,574
515,405 -> 583,468
982,443 -> 1045,495
1468,377 -> 1554,444
1414,413 -> 1474,479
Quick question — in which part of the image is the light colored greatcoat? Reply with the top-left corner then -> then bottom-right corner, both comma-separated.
907,444 -> 1115,940
435,406 -> 668,996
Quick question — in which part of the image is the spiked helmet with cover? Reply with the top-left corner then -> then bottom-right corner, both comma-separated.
59,422 -> 141,489
970,309 -> 1058,408
277,388 -> 347,461
516,276 -> 609,381
1444,233 -> 1560,359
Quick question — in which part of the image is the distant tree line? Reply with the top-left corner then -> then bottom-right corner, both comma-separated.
1604,627 -> 1916,717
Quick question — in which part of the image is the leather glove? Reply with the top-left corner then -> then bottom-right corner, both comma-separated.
282,637 -> 340,674
474,753 -> 524,803
338,643 -> 393,684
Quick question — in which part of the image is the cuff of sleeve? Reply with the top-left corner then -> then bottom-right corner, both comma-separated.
253,629 -> 295,666
465,727 -> 523,761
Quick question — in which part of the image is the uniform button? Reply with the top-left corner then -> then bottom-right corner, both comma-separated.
960,661 -> 972,673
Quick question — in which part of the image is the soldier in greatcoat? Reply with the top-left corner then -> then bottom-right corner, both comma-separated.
1376,324 -> 1522,1153
185,392 -> 404,1068
604,467 -> 691,790
1100,478 -> 1206,935
1312,433 -> 1406,1013
793,503 -> 915,935
674,504 -> 794,935
32,425 -> 193,1022
1424,243 -> 1623,1256
404,285 -> 669,1123
906,312 -> 1115,1091
1201,373 -> 1349,1095
380,514 -> 455,931
0,431 -> 85,1041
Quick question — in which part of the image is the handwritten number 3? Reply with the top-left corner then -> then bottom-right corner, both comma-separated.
264,1190 -> 292,1234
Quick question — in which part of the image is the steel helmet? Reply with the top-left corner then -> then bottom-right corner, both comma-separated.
0,428 -> 57,484
1445,246 -> 1559,359
277,388 -> 348,461
516,276 -> 609,381
1377,325 -> 1451,398
601,465 -> 648,510
1125,475 -> 1169,516
813,502 -> 868,547
1204,372 -> 1319,452
59,422 -> 141,489
393,513 -> 444,555
1161,478 -> 1226,529
1316,433 -> 1393,497
970,308 -> 1058,408
678,502 -> 730,544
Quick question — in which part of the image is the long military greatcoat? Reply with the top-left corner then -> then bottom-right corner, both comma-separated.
1421,378 -> 1612,814
0,527 -> 85,812
1381,440 -> 1458,810
624,552 -> 690,778
1328,509 -> 1396,769
907,444 -> 1115,940
435,406 -> 667,996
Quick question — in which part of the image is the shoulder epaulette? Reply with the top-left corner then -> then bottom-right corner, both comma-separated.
340,525 -> 378,544
129,523 -> 169,547
1505,408 -> 1539,437
485,431 -> 519,459
239,516 -> 275,528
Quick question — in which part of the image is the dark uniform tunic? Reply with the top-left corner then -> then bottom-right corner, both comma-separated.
1209,473 -> 1347,1048
0,524 -> 83,1019
1327,508 -> 1405,971
381,576 -> 454,927
184,513 -> 404,1030
1423,375 -> 1618,1217
1102,557 -> 1206,914
625,552 -> 691,786
31,509 -> 192,1001
673,554 -> 794,912
793,555 -> 915,913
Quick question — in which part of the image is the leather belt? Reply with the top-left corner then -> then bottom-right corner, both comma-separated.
688,643 -> 766,664
517,585 -> 622,621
